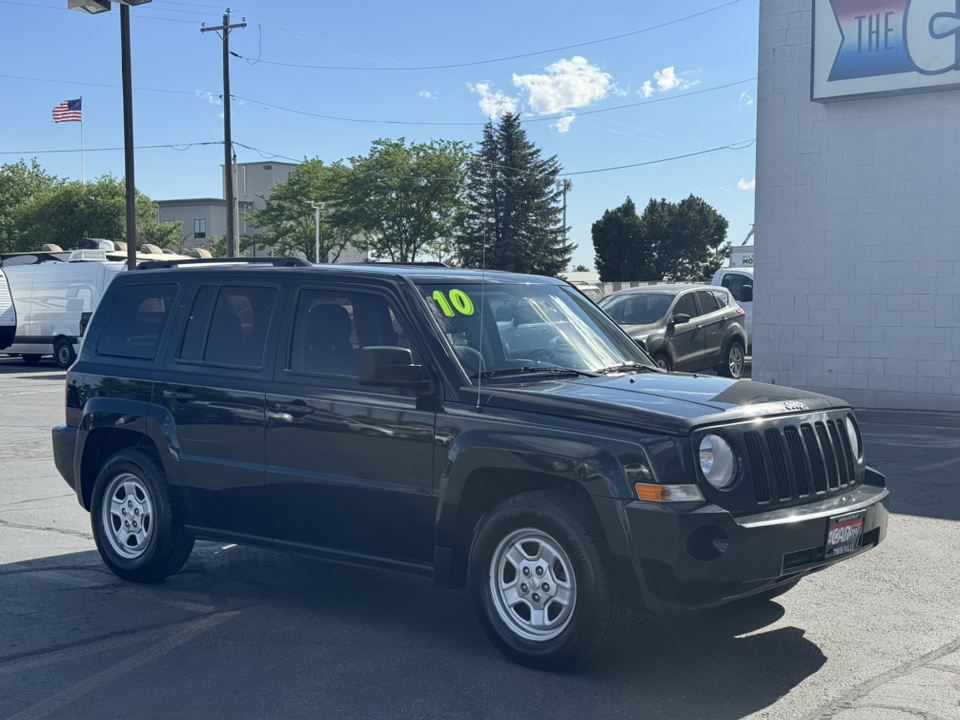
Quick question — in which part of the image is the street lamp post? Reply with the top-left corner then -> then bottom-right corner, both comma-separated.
310,201 -> 325,264
69,0 -> 152,271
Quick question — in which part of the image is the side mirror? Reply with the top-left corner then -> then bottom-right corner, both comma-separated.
740,285 -> 753,302
359,346 -> 427,388
672,312 -> 692,325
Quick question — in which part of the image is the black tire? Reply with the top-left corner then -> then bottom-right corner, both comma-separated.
468,491 -> 626,670
719,339 -> 745,379
90,448 -> 194,583
21,354 -> 42,366
652,351 -> 672,372
54,338 -> 76,369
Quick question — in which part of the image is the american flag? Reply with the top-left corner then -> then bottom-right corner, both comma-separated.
53,99 -> 82,123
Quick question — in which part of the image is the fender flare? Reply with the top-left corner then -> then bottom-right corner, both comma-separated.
75,398 -> 186,507
434,427 -> 635,552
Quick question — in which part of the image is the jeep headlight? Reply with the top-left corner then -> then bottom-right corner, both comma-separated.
845,416 -> 862,461
699,434 -> 737,489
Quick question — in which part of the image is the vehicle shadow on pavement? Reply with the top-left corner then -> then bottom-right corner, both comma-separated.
0,543 -> 824,720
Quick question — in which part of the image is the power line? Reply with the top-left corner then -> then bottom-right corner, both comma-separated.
0,73 -> 198,96
229,0 -> 740,71
0,0 -> 216,24
559,140 -> 756,177
0,141 -> 222,156
233,77 -> 756,127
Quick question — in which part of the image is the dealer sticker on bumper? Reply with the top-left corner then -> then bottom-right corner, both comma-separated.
825,511 -> 866,558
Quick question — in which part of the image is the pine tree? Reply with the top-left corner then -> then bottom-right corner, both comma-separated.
457,113 -> 573,275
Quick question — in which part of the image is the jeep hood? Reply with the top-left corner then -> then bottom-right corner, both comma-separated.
475,372 -> 847,436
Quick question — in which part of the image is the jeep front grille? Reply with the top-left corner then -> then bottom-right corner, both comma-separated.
743,419 -> 858,505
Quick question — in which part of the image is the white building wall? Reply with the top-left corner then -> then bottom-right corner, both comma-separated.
753,0 -> 960,411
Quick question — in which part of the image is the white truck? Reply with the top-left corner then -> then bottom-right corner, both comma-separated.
711,266 -> 753,352
0,250 -> 128,367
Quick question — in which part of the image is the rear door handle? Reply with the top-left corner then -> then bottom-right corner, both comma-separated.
275,401 -> 314,415
162,390 -> 194,401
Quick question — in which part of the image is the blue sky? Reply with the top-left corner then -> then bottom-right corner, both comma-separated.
0,0 -> 758,269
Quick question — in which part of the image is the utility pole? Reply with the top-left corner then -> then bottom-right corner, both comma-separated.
557,179 -> 572,246
120,5 -> 137,270
201,10 -> 245,257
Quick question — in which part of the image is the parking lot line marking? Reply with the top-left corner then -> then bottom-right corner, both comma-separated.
5,611 -> 239,720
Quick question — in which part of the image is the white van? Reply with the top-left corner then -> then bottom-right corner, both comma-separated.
0,250 -> 127,367
711,266 -> 753,351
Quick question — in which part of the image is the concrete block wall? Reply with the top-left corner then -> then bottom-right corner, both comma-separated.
753,0 -> 960,411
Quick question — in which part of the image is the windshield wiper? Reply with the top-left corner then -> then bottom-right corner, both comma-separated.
471,366 -> 600,380
595,361 -> 660,375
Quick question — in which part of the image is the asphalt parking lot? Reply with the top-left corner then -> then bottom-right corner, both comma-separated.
1,357 -> 958,720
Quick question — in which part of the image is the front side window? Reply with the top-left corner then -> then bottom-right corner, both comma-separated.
288,289 -> 418,378
97,284 -> 177,360
672,292 -> 699,319
721,273 -> 752,302
178,285 -> 277,368
417,282 -> 652,380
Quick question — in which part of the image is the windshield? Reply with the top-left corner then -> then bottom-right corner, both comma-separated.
417,281 -> 654,381
599,292 -> 673,326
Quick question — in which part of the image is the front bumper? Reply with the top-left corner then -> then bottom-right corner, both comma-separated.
622,468 -> 889,611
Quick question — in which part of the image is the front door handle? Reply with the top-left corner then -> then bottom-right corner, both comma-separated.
163,389 -> 194,401
275,401 -> 315,415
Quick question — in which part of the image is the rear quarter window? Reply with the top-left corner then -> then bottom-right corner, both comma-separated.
96,284 -> 178,360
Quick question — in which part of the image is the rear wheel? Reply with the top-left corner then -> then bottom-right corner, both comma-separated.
54,338 -> 76,369
468,491 -> 625,670
90,448 -> 194,582
21,354 -> 42,366
719,340 -> 745,379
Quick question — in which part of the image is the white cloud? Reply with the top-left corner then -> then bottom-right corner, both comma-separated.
738,178 -> 755,190
637,67 -> 699,97
470,82 -> 518,119
512,56 -> 616,115
419,90 -> 436,100
196,90 -> 221,106
553,115 -> 576,133
737,91 -> 754,107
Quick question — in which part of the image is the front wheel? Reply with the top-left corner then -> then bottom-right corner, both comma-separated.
652,351 -> 672,372
90,448 -> 194,582
719,340 -> 745,379
468,491 -> 625,670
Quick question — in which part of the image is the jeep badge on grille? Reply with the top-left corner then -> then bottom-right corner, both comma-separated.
784,401 -> 806,411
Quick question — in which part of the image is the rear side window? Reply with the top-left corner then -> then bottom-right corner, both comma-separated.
97,284 -> 177,360
696,290 -> 720,313
178,285 -> 278,368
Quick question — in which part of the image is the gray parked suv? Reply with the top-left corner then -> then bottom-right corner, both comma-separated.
598,284 -> 747,378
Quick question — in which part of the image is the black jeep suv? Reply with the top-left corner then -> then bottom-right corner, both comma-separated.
52,260 -> 889,669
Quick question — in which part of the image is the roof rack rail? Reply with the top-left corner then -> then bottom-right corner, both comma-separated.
341,261 -> 450,268
135,257 -> 311,270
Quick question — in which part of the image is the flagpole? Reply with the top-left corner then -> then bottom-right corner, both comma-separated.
80,96 -> 85,184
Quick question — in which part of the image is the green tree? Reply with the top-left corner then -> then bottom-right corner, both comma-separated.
592,197 -> 646,282
0,160 -> 63,253
457,113 -> 573,276
572,264 -> 590,272
15,174 -> 179,251
329,138 -> 470,263
246,158 -> 351,261
593,195 -> 729,282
